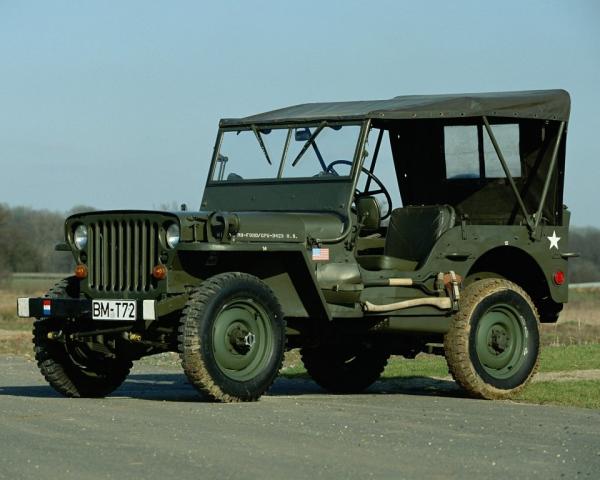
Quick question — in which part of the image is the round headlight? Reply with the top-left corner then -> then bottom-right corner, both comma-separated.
73,224 -> 88,250
166,223 -> 180,248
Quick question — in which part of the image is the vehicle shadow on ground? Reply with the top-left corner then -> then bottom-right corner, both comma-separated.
274,374 -> 465,398
0,373 -> 468,402
0,374 -> 199,402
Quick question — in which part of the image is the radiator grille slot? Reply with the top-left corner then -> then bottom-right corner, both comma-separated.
88,220 -> 159,292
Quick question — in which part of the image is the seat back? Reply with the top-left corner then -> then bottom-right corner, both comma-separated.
384,205 -> 456,264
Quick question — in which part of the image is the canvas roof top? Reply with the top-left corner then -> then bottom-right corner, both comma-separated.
220,89 -> 570,127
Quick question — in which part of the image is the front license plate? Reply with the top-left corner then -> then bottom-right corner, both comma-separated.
92,300 -> 137,320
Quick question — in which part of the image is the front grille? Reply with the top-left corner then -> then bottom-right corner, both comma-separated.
88,220 -> 160,292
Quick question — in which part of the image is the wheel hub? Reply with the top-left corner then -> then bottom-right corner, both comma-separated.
488,326 -> 510,354
243,332 -> 256,348
211,300 -> 275,381
475,304 -> 526,379
226,322 -> 255,355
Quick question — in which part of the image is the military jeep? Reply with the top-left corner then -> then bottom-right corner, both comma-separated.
18,89 -> 574,402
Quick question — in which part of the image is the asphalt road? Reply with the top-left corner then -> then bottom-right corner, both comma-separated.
1,356 -> 599,480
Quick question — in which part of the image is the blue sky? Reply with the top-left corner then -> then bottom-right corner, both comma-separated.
1,0 -> 599,226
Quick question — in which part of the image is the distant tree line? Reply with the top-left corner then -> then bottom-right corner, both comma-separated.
569,227 -> 600,283
0,204 -> 94,276
0,203 -> 599,282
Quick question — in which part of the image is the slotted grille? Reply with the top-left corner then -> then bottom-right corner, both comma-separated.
88,219 -> 160,292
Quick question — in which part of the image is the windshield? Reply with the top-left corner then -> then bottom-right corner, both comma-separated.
211,124 -> 362,182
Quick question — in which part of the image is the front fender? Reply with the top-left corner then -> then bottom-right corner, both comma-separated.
173,245 -> 332,321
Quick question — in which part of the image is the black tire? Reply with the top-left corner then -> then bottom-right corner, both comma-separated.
444,278 -> 540,399
33,278 -> 132,398
178,272 -> 285,402
301,343 -> 389,393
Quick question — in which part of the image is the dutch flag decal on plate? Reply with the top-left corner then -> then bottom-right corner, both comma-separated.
312,247 -> 330,261
42,299 -> 51,316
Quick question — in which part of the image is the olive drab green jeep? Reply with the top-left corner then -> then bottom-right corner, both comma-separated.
18,89 -> 575,402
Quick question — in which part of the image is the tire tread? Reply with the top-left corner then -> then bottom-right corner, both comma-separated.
444,278 -> 540,400
179,272 -> 285,402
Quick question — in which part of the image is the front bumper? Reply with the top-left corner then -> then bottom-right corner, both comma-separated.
17,297 -> 157,321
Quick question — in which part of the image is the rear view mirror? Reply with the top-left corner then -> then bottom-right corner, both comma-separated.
295,128 -> 311,141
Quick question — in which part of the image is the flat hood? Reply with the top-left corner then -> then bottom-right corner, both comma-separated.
231,211 -> 344,243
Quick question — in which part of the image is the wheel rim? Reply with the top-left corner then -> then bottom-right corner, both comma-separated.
474,304 -> 527,380
212,299 -> 274,381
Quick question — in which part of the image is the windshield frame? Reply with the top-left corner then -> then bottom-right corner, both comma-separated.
201,120 -> 371,228
207,120 -> 366,185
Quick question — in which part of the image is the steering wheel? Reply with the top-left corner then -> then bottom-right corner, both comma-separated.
325,160 -> 393,220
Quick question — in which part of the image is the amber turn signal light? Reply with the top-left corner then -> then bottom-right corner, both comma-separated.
152,264 -> 168,280
74,264 -> 88,279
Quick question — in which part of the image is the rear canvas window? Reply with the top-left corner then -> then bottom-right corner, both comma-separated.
444,126 -> 480,179
444,124 -> 521,180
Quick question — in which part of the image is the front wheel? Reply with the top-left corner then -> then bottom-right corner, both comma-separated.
178,273 -> 285,402
33,278 -> 132,398
444,278 -> 540,399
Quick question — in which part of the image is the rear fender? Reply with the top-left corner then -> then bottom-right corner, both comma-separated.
467,246 -> 564,322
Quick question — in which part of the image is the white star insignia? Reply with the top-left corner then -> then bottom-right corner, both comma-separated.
547,230 -> 561,250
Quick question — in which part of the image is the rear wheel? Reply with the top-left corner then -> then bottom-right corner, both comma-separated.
301,343 -> 389,393
33,278 -> 132,398
444,278 -> 540,399
178,273 -> 285,402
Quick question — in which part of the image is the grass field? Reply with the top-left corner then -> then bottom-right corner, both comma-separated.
281,287 -> 600,409
541,287 -> 600,345
0,274 -> 64,355
1,274 -> 599,407
281,347 -> 600,409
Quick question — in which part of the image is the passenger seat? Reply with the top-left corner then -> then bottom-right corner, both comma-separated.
384,205 -> 456,262
358,205 -> 456,271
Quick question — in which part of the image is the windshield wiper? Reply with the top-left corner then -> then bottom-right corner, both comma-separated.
251,125 -> 272,165
291,121 -> 327,167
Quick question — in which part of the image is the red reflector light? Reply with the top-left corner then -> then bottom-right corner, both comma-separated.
74,264 -> 88,279
152,264 -> 168,280
553,270 -> 565,285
